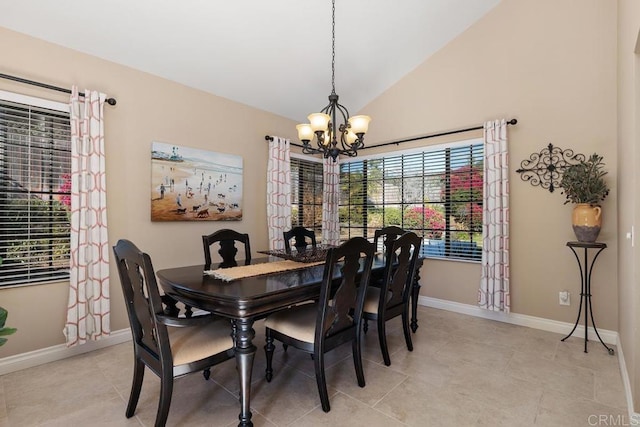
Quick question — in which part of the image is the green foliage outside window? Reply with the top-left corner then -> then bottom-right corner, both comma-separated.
1,197 -> 70,276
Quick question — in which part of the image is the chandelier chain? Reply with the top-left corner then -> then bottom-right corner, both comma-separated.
331,0 -> 336,95
296,0 -> 370,161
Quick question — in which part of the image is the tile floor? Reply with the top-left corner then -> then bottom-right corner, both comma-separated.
0,306 -> 629,426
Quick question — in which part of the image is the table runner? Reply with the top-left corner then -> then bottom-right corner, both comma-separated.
204,260 -> 324,282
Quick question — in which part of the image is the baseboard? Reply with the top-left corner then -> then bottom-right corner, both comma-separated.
418,295 -> 618,344
417,297 -> 639,418
0,329 -> 131,376
614,338 -> 640,422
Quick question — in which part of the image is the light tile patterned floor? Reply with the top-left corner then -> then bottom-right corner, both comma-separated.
0,306 -> 628,426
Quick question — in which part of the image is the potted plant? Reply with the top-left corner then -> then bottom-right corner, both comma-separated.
560,153 -> 610,242
0,306 -> 17,347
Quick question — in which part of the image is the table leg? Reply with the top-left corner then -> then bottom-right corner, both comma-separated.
234,318 -> 256,427
410,258 -> 424,333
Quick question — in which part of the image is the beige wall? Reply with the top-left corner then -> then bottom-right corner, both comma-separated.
617,0 -> 640,411
361,0 -> 618,327
0,27 -> 298,358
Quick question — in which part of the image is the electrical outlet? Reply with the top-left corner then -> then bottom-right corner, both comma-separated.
559,291 -> 570,306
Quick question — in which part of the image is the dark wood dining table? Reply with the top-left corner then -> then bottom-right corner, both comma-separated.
156,254 -> 423,427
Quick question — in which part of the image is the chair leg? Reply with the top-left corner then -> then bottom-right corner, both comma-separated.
402,309 -> 413,352
156,371 -> 173,427
377,317 -> 391,366
126,358 -> 145,418
314,351 -> 331,412
265,329 -> 275,382
363,318 -> 369,334
352,333 -> 366,388
203,368 -> 211,380
283,343 -> 288,352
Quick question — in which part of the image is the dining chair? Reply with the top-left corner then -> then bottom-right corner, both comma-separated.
363,231 -> 421,366
264,236 -> 375,412
373,226 -> 406,256
369,226 -> 406,288
283,226 -> 317,252
202,228 -> 251,269
113,239 -> 235,427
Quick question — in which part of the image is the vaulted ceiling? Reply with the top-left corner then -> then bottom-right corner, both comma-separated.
0,0 -> 501,122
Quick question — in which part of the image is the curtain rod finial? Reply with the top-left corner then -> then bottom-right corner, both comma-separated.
265,135 -> 274,141
507,118 -> 517,125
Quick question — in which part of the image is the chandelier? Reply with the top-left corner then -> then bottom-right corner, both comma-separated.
296,0 -> 371,162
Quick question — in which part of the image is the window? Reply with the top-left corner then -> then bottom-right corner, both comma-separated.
339,140 -> 484,261
290,155 -> 323,238
0,92 -> 71,286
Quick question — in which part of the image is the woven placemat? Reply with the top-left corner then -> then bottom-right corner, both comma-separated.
258,244 -> 335,263
204,260 -> 324,282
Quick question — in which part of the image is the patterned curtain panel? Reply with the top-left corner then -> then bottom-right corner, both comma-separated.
478,119 -> 510,312
267,137 -> 291,250
64,87 -> 110,346
322,157 -> 340,245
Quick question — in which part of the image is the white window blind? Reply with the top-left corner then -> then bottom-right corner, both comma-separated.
339,141 -> 484,261
290,156 -> 323,238
0,95 -> 71,286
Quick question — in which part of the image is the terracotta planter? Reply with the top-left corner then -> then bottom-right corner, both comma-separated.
572,203 -> 602,242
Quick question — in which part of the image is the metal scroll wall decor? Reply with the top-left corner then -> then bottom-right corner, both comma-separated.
515,143 -> 585,193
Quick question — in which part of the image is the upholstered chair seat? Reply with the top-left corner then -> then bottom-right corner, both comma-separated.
264,304 -> 318,344
167,322 -> 234,366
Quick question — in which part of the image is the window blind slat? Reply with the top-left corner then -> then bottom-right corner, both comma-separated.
0,97 -> 71,287
339,142 -> 484,261
290,158 -> 323,237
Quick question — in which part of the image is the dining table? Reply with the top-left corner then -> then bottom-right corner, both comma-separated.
156,250 -> 424,427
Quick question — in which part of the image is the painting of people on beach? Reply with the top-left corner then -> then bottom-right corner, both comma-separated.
151,142 -> 243,221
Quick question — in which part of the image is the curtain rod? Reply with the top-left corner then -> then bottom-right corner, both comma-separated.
364,118 -> 518,149
264,118 -> 517,150
263,135 -> 304,148
0,72 -> 117,106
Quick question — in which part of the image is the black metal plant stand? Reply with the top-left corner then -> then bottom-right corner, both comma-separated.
561,241 -> 614,355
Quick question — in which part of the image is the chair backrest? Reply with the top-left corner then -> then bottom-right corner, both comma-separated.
373,226 -> 406,256
315,237 -> 374,345
202,229 -> 251,269
113,239 -> 172,368
283,226 -> 317,252
380,232 -> 422,311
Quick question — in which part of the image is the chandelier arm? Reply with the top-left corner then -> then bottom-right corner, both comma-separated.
319,102 -> 333,114
335,103 -> 351,151
335,102 -> 350,123
302,143 -> 324,155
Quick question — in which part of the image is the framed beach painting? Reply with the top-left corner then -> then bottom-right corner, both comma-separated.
151,142 -> 243,221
